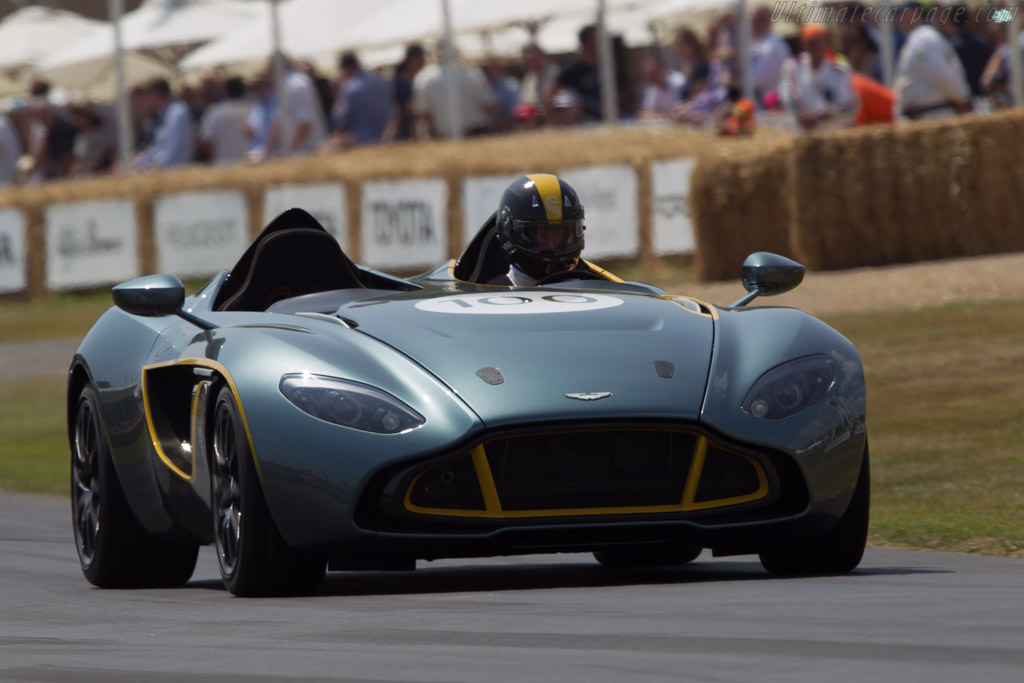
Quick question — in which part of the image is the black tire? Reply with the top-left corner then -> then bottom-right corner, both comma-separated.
72,384 -> 198,588
759,442 -> 870,575
594,547 -> 702,568
210,385 -> 326,597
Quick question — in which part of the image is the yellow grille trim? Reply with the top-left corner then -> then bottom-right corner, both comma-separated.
403,432 -> 771,519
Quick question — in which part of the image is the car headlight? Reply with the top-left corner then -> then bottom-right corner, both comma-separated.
279,374 -> 424,433
741,355 -> 837,419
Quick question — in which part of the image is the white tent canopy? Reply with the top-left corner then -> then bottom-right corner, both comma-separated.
183,0 -> 730,73
37,0 -> 265,89
0,6 -> 104,97
180,0 -> 393,72
0,6 -> 103,72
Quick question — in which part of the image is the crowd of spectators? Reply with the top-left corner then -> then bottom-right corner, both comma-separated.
0,1 -> 1021,186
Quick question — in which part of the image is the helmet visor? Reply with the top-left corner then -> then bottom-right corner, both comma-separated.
508,219 -> 585,257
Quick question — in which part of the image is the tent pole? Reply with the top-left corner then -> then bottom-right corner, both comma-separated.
270,0 -> 289,154
597,0 -> 619,122
110,0 -> 133,173
1010,2 -> 1024,107
880,5 -> 895,88
738,0 -> 754,102
440,0 -> 462,139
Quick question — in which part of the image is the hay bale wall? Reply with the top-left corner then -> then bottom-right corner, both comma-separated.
690,137 -> 793,281
790,109 -> 1024,271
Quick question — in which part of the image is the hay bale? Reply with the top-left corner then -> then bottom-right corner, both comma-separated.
691,137 -> 794,281
790,111 -> 1024,272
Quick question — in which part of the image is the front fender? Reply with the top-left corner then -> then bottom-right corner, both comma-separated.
180,320 -> 484,550
701,306 -> 867,517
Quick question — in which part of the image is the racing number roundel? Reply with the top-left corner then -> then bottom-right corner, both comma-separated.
414,292 -> 624,315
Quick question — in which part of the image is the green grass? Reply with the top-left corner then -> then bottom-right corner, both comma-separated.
0,377 -> 69,496
1,295 -> 1022,557
0,291 -> 113,343
823,299 -> 1024,557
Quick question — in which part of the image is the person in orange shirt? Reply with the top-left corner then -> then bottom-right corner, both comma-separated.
850,73 -> 895,125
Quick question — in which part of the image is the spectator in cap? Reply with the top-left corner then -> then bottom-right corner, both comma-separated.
135,78 -> 194,169
200,76 -> 250,166
332,52 -> 391,146
779,25 -> 859,132
893,1 -> 971,120
382,44 -> 425,143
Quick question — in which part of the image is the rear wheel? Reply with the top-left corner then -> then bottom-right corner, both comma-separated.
594,547 -> 702,568
760,442 -> 870,575
72,384 -> 198,588
211,385 -> 325,597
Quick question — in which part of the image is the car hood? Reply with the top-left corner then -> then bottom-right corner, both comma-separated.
331,289 -> 715,428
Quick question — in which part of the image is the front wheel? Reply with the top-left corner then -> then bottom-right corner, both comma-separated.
760,442 -> 870,575
72,384 -> 197,588
210,385 -> 325,597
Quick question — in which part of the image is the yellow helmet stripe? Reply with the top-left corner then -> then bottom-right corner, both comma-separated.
526,173 -> 563,222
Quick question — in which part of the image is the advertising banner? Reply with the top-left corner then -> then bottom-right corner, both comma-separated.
264,183 -> 347,246
45,200 -> 138,291
559,165 -> 639,260
154,191 -> 249,278
361,178 -> 447,269
651,157 -> 697,255
0,209 -> 26,294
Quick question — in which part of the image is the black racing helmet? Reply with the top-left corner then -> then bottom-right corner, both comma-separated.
497,174 -> 585,279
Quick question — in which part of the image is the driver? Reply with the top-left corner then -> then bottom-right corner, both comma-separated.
489,174 -> 586,286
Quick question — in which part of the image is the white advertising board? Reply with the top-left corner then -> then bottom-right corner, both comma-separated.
154,191 -> 249,278
461,174 -> 521,249
0,209 -> 26,294
361,178 -> 447,269
263,183 -> 347,246
46,199 -> 138,291
559,165 -> 639,260
651,157 -> 697,255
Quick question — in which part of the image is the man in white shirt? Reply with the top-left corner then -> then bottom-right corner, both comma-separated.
412,48 -> 496,139
0,112 -> 21,186
269,62 -> 328,155
751,5 -> 792,106
779,25 -> 859,133
199,77 -> 250,166
893,1 -> 971,121
638,57 -> 686,119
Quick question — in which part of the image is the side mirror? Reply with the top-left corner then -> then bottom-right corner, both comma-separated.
731,253 -> 805,307
112,275 -> 217,330
112,274 -> 184,317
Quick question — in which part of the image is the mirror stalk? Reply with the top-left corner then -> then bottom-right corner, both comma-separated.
176,309 -> 217,331
730,288 -> 763,308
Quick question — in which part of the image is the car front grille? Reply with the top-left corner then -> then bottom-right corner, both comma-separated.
403,429 -> 771,519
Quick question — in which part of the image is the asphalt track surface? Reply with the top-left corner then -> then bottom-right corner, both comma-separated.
1,492 -> 1023,682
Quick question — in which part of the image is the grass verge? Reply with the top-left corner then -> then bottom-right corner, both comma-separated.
825,299 -> 1024,557
1,296 -> 1021,556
